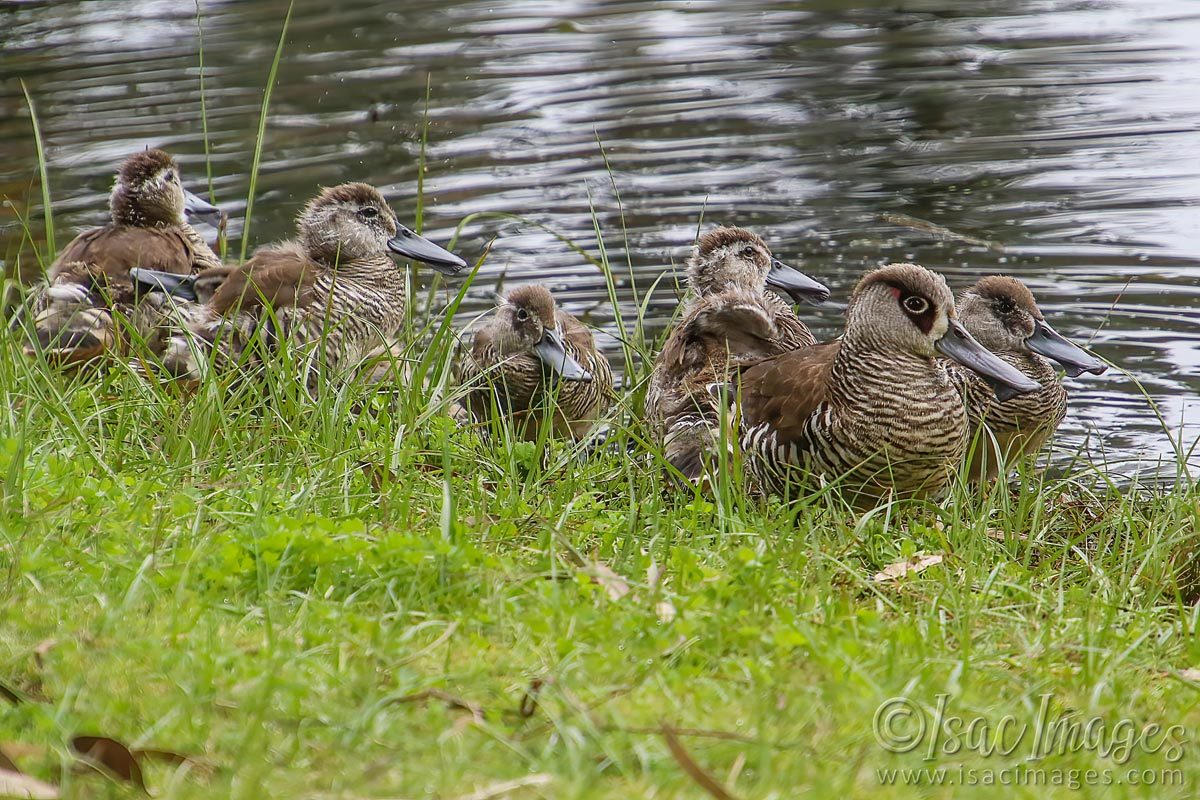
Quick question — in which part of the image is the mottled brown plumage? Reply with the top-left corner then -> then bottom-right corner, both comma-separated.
645,225 -> 828,482
20,149 -> 221,364
459,285 -> 613,439
734,263 -> 1040,507
137,182 -> 465,384
954,276 -> 1107,481
655,289 -> 784,480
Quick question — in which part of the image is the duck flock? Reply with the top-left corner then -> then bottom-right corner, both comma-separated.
15,149 -> 1111,508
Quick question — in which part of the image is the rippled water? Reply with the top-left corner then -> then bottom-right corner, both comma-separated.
2,0 -> 1199,477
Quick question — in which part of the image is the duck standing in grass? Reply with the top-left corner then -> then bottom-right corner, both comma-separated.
18,149 -> 221,365
645,225 -> 829,483
731,263 -> 1041,507
953,276 -> 1108,481
458,285 -> 612,439
131,182 -> 466,385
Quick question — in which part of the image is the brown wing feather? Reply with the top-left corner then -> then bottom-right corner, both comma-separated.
51,225 -> 205,281
207,243 -> 319,316
737,342 -> 840,442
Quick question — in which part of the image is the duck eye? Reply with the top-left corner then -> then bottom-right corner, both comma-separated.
903,295 -> 930,314
740,246 -> 757,259
516,308 -> 529,322
358,207 -> 379,220
995,298 -> 1016,315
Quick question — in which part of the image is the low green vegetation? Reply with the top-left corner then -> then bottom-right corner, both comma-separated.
1,279 -> 1199,798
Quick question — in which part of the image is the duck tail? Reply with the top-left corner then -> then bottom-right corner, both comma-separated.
22,266 -> 115,365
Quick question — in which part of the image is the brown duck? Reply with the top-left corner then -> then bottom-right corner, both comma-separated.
954,276 -> 1107,480
20,149 -> 221,364
458,285 -> 613,439
732,263 -> 1040,506
645,225 -> 828,481
131,182 -> 465,383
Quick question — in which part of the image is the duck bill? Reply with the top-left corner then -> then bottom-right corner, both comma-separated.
765,258 -> 830,305
936,319 -> 1041,403
387,225 -> 468,275
183,189 -> 221,219
533,328 -> 592,382
1026,320 -> 1107,378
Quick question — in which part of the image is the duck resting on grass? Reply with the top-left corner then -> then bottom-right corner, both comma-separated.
457,285 -> 613,439
18,149 -> 221,365
953,276 -> 1108,481
645,225 -> 829,483
729,263 -> 1041,507
130,182 -> 466,386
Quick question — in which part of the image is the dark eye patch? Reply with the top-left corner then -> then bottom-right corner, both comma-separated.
891,284 -> 936,334
516,308 -> 529,322
358,206 -> 380,220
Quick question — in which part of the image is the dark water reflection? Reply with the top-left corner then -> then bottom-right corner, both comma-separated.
2,0 -> 1199,478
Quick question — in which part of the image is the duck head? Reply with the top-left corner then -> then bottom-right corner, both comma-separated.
687,226 -> 829,305
846,263 -> 1041,402
109,149 -> 220,227
298,182 -> 466,273
957,276 -> 1107,378
493,285 -> 591,382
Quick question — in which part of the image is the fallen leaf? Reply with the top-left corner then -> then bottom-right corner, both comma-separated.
873,553 -> 944,583
31,642 -> 55,671
70,736 -> 145,791
451,773 -> 553,800
661,724 -> 743,800
589,561 -> 630,601
0,768 -> 59,799
519,677 -> 551,719
647,560 -> 663,590
133,748 -> 215,779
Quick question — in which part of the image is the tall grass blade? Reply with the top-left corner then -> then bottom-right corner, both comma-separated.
240,0 -> 295,262
20,80 -> 55,263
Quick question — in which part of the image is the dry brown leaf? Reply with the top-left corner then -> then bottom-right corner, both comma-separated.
133,748 -> 215,779
0,768 -> 59,800
0,749 -> 17,774
873,553 -> 944,583
451,773 -> 554,800
662,725 -> 743,800
70,736 -> 145,791
590,561 -> 630,601
519,677 -> 551,719
31,642 -> 55,672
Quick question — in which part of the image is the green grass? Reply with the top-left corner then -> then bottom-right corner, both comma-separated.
3,275 -> 1200,799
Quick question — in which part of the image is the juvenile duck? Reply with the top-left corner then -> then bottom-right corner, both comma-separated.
131,182 -> 465,383
458,285 -> 613,439
954,276 -> 1107,480
732,263 -> 1041,506
21,149 -> 221,364
655,288 -> 785,481
645,226 -> 829,481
